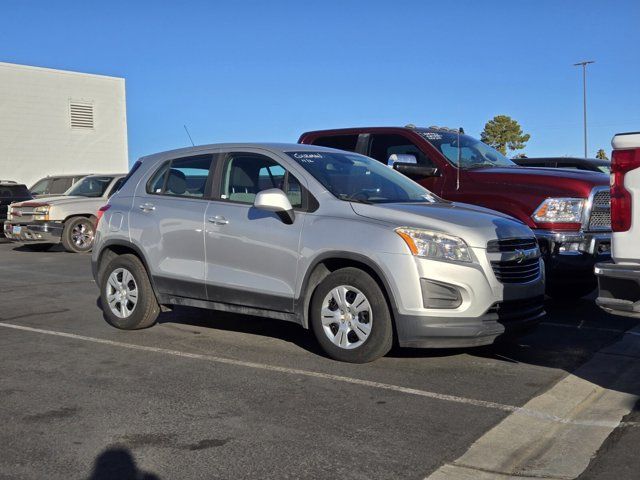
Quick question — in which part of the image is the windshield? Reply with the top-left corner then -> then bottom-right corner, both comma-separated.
30,179 -> 51,195
286,151 -> 438,204
419,130 -> 517,169
66,176 -> 114,197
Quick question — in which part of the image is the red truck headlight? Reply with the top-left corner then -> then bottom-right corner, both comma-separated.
532,198 -> 585,224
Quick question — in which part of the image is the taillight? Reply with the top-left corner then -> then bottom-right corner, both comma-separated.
611,148 -> 640,232
96,204 -> 111,226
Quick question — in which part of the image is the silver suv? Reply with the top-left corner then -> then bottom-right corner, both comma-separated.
93,144 -> 545,362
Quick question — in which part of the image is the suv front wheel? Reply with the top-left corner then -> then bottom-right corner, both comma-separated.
100,253 -> 160,330
310,267 -> 393,363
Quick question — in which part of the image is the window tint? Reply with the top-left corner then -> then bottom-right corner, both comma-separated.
50,177 -> 73,194
30,179 -> 50,195
221,154 -> 303,208
312,135 -> 359,152
147,155 -> 213,198
369,134 -> 435,168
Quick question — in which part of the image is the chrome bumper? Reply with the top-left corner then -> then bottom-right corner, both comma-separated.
3,221 -> 63,243
535,230 -> 611,256
595,262 -> 640,318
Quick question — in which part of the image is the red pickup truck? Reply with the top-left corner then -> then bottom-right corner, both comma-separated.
299,126 -> 611,299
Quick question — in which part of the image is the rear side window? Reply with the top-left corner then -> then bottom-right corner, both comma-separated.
311,135 -> 359,152
146,155 -> 214,199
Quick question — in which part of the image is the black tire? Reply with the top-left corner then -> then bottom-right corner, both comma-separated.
546,281 -> 596,300
310,267 -> 393,363
99,253 -> 160,330
61,216 -> 95,253
22,243 -> 54,252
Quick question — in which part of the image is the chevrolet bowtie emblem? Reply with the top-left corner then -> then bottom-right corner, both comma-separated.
514,249 -> 526,263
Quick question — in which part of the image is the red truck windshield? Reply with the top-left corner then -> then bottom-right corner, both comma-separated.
418,130 -> 518,169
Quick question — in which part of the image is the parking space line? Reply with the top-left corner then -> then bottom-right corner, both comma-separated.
425,325 -> 640,480
0,321 -> 638,430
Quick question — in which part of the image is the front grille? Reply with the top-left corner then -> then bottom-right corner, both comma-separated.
588,190 -> 611,230
486,295 -> 545,324
491,258 -> 541,284
487,237 -> 538,253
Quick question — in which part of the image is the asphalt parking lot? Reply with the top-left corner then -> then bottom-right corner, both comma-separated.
1,241 -> 639,480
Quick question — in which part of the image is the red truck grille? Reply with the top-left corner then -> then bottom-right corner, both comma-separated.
587,189 -> 611,231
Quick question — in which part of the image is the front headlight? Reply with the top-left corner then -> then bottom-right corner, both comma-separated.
395,227 -> 472,263
532,198 -> 584,223
33,205 -> 50,220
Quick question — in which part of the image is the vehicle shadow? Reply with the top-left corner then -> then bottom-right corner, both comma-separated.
87,447 -> 160,480
97,295 -> 640,396
10,243 -> 65,253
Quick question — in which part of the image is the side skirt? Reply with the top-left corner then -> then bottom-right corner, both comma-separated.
157,293 -> 302,325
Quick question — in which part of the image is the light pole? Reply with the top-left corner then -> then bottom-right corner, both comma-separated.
574,60 -> 594,158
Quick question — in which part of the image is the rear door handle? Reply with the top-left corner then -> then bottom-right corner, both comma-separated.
139,203 -> 156,212
208,215 -> 229,225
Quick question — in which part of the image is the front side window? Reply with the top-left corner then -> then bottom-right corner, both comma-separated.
369,134 -> 435,168
287,151 -> 438,204
147,155 -> 213,199
67,176 -> 114,198
50,177 -> 73,194
221,153 -> 303,208
419,130 -> 517,169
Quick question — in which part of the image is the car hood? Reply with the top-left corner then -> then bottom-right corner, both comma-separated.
464,166 -> 608,197
12,195 -> 95,207
350,201 -> 533,248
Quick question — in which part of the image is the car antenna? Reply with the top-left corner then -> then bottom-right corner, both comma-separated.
456,127 -> 462,190
183,125 -> 195,146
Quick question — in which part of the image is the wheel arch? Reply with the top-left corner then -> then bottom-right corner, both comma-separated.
297,252 -> 399,337
96,240 -> 162,305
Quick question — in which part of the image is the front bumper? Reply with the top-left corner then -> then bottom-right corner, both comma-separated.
397,295 -> 545,348
3,221 -> 63,243
377,248 -> 546,349
535,230 -> 611,285
595,262 -> 640,317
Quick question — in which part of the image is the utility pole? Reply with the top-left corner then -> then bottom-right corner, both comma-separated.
573,60 -> 594,158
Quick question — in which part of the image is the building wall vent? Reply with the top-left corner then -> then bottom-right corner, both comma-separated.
69,102 -> 94,129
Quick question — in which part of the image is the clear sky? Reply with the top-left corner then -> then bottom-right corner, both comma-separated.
1,0 -> 639,164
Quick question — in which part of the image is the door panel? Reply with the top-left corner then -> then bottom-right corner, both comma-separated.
204,201 -> 303,311
204,151 -> 305,312
130,155 -> 214,299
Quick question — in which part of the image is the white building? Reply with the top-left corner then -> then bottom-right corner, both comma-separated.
0,62 -> 128,187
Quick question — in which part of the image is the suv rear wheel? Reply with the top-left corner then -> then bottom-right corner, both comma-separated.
310,267 -> 393,363
100,253 -> 160,329
61,216 -> 95,253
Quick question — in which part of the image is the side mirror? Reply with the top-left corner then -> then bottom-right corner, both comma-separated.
254,188 -> 295,224
387,154 -> 439,177
387,153 -> 417,167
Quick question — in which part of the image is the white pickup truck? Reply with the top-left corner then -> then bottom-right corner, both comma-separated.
595,131 -> 640,316
3,174 -> 125,253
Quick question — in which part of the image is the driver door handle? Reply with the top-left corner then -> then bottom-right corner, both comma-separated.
208,215 -> 229,225
139,203 -> 156,212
